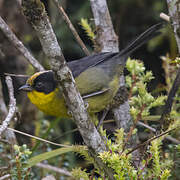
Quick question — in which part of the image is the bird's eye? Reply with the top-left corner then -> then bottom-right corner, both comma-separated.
35,82 -> 43,89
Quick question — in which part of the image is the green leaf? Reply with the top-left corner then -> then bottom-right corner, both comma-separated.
26,146 -> 75,168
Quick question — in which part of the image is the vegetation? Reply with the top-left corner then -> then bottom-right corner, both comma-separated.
0,0 -> 179,179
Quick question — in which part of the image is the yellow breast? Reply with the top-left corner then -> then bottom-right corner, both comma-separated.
27,88 -> 68,117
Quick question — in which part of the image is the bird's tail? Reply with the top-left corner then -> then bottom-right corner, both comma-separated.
118,22 -> 163,58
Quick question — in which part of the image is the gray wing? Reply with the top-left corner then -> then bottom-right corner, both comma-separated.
67,52 -> 118,77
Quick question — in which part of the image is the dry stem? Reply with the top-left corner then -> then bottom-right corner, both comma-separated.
53,0 -> 90,56
36,163 -> 72,177
0,76 -> 16,137
0,16 -> 44,71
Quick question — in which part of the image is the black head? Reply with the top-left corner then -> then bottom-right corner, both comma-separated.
32,71 -> 57,94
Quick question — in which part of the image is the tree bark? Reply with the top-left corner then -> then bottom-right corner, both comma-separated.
90,0 -> 119,52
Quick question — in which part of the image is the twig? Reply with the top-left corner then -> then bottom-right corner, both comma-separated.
54,118 -> 179,144
1,126 -> 70,148
128,74 -> 137,99
127,127 -> 179,155
137,154 -> 152,178
36,163 -> 72,177
160,62 -> 180,130
53,128 -> 78,140
0,174 -> 11,180
4,73 -> 29,78
137,121 -> 157,132
160,12 -> 170,22
0,16 -> 44,71
0,139 -> 10,144
0,76 -> 16,137
97,109 -> 109,130
0,79 -> 17,145
137,121 -> 180,144
42,175 -> 55,180
165,135 -> 180,144
53,0 -> 90,56
0,83 -> 8,117
123,104 -> 146,150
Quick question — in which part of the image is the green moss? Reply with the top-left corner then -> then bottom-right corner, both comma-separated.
22,0 -> 45,23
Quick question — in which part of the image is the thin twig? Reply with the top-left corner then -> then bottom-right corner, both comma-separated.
36,163 -> 72,177
137,121 -> 157,132
53,0 -> 90,56
0,83 -> 8,117
97,109 -> 109,130
1,126 -> 70,148
4,73 -> 29,78
137,121 -> 180,144
123,104 -> 146,149
160,12 -> 170,22
0,76 -> 16,137
42,175 -> 56,180
128,74 -> 137,99
0,174 -> 11,180
53,119 -> 179,144
0,139 -> 10,144
0,16 -> 44,71
0,78 -> 17,144
126,127 -> 179,155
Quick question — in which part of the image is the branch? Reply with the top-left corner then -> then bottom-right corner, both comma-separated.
0,16 -> 44,71
53,0 -> 90,56
0,83 -> 8,117
21,1 -> 115,178
160,12 -> 170,22
159,1 -> 180,130
137,121 -> 180,144
3,126 -> 70,147
160,68 -> 180,130
167,1 -> 180,52
0,78 -> 17,145
4,73 -> 29,78
36,163 -> 72,177
127,127 -> 179,155
0,76 -> 16,137
0,174 -> 11,180
42,175 -> 55,180
90,0 -> 119,52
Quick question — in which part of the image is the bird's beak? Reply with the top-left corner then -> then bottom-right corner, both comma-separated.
19,84 -> 33,92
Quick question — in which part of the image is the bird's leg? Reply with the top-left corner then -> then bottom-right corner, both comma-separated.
97,108 -> 109,130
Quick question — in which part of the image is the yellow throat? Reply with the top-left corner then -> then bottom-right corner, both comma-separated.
27,88 -> 68,117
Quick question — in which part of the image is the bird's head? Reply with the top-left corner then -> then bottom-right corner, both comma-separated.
19,71 -> 65,116
19,70 -> 57,95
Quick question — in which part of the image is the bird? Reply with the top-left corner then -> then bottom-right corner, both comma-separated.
19,23 -> 163,118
